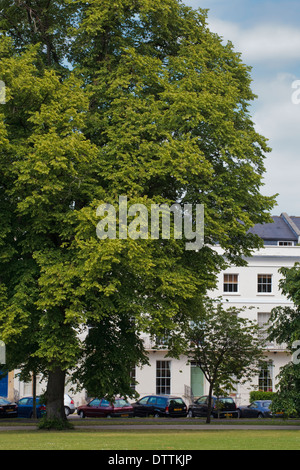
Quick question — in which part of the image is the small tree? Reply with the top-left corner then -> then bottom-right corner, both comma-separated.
186,297 -> 265,423
268,263 -> 300,417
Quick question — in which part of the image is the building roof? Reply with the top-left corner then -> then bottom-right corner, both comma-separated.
248,213 -> 300,243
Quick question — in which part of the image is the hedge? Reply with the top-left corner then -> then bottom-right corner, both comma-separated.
249,391 -> 277,402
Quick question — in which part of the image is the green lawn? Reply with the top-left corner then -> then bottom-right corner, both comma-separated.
1,429 -> 300,450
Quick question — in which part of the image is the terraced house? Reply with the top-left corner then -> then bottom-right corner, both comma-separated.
133,213 -> 299,405
1,213 -> 299,407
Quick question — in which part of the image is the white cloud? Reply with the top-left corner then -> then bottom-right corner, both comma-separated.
203,17 -> 300,213
252,73 -> 300,140
208,18 -> 300,63
250,73 -> 300,214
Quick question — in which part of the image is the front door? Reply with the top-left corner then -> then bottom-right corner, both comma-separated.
0,371 -> 8,397
191,363 -> 204,398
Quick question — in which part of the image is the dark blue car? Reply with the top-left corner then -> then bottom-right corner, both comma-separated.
17,396 -> 46,418
237,400 -> 273,418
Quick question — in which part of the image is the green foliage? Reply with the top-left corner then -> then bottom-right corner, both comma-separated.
249,391 -> 276,402
72,315 -> 149,400
0,0 -> 76,68
38,416 -> 74,431
269,395 -> 297,419
268,265 -> 300,417
269,264 -> 300,345
270,362 -> 300,417
186,297 -> 265,386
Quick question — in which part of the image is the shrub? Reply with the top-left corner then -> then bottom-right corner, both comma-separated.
249,391 -> 276,402
270,395 -> 298,418
38,417 -> 74,431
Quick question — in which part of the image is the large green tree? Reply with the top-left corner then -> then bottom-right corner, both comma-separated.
0,0 -> 275,425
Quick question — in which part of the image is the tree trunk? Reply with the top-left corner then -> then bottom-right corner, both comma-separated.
46,368 -> 66,420
32,372 -> 37,419
206,383 -> 214,424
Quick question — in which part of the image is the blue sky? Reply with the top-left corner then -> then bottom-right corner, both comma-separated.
185,0 -> 300,216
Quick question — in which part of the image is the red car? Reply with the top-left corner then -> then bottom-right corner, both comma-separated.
77,397 -> 134,418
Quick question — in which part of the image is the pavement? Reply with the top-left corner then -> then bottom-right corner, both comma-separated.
73,424 -> 300,430
2,418 -> 300,431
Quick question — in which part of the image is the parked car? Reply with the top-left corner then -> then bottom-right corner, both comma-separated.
17,394 -> 75,418
64,394 -> 75,416
132,395 -> 187,417
17,396 -> 46,418
188,395 -> 239,418
237,400 -> 280,418
0,396 -> 18,418
77,398 -> 134,418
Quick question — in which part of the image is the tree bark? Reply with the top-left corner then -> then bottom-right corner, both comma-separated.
206,383 -> 214,424
46,368 -> 66,420
32,372 -> 37,419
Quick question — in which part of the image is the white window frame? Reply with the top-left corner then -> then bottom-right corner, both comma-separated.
156,360 -> 171,395
257,274 -> 272,293
223,274 -> 239,293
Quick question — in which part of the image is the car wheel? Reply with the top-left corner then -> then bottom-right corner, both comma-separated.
106,414 -> 112,418
187,410 -> 194,418
65,406 -> 70,417
258,413 -> 263,419
153,412 -> 160,418
237,410 -> 241,419
79,410 -> 85,419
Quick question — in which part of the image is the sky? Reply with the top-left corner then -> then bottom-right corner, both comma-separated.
185,0 -> 300,216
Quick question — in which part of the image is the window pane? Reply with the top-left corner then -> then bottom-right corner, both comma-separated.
148,397 -> 157,404
156,361 -> 171,395
258,275 -> 272,293
223,274 -> 238,292
139,397 -> 149,404
90,398 -> 101,406
259,363 -> 273,392
101,399 -> 110,407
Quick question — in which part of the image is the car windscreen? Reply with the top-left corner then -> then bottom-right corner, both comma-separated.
115,399 -> 130,407
262,401 -> 272,407
0,397 -> 10,405
218,398 -> 234,404
169,398 -> 184,405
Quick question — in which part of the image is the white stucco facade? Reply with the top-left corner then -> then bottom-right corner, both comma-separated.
133,244 -> 299,406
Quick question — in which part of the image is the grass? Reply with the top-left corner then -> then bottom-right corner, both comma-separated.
1,428 -> 300,450
1,417 -> 300,450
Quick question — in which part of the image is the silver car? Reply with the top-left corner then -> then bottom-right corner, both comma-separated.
64,394 -> 76,416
